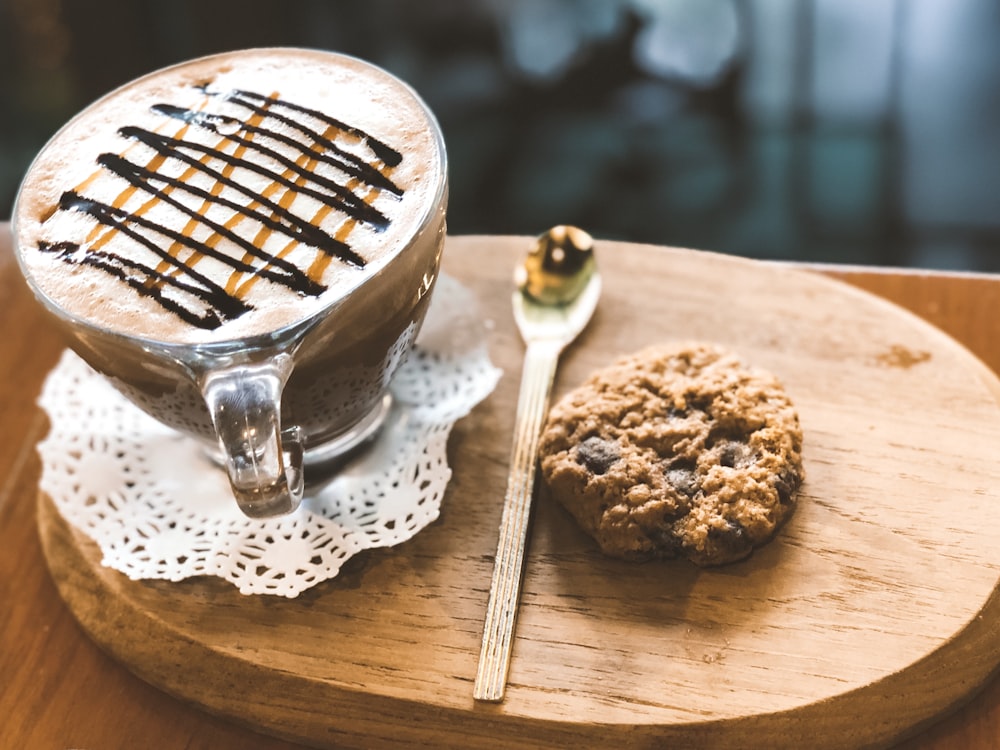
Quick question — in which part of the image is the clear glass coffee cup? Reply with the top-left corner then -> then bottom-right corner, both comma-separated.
12,48 -> 448,518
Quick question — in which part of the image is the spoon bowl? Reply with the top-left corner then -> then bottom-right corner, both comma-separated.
513,226 -> 601,348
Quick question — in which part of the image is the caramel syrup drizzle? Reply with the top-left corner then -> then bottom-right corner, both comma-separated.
37,85 -> 404,330
234,131 -> 393,301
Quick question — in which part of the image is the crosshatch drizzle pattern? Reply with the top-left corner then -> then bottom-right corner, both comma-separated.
36,86 -> 406,330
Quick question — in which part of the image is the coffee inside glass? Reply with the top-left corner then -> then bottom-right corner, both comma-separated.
13,47 -> 448,517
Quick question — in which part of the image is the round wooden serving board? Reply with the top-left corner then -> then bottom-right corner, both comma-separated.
38,236 -> 1000,749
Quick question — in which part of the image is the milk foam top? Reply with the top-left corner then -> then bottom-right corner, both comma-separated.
14,48 -> 446,344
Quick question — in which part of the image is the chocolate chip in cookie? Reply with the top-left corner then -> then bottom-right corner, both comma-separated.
576,436 -> 620,475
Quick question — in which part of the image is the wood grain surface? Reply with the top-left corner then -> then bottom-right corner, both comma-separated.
16,233 -> 1000,749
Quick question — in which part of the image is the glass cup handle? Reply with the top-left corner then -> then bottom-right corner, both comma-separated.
200,355 -> 304,518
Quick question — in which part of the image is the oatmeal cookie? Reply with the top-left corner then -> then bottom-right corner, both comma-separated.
538,342 -> 804,565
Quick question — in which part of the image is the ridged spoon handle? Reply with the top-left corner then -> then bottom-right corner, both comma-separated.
474,340 -> 560,702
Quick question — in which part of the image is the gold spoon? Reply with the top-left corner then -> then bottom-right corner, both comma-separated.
474,226 -> 601,702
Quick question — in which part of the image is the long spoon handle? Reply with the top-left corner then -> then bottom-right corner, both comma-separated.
474,340 -> 561,702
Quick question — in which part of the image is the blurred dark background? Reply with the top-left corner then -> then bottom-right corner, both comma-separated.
3,0 -> 1000,270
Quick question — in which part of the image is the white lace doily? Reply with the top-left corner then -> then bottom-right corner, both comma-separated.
37,274 -> 501,597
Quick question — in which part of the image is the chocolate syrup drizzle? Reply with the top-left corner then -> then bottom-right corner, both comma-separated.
38,86 -> 406,330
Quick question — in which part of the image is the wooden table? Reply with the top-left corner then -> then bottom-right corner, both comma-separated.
4,221 -> 1000,749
